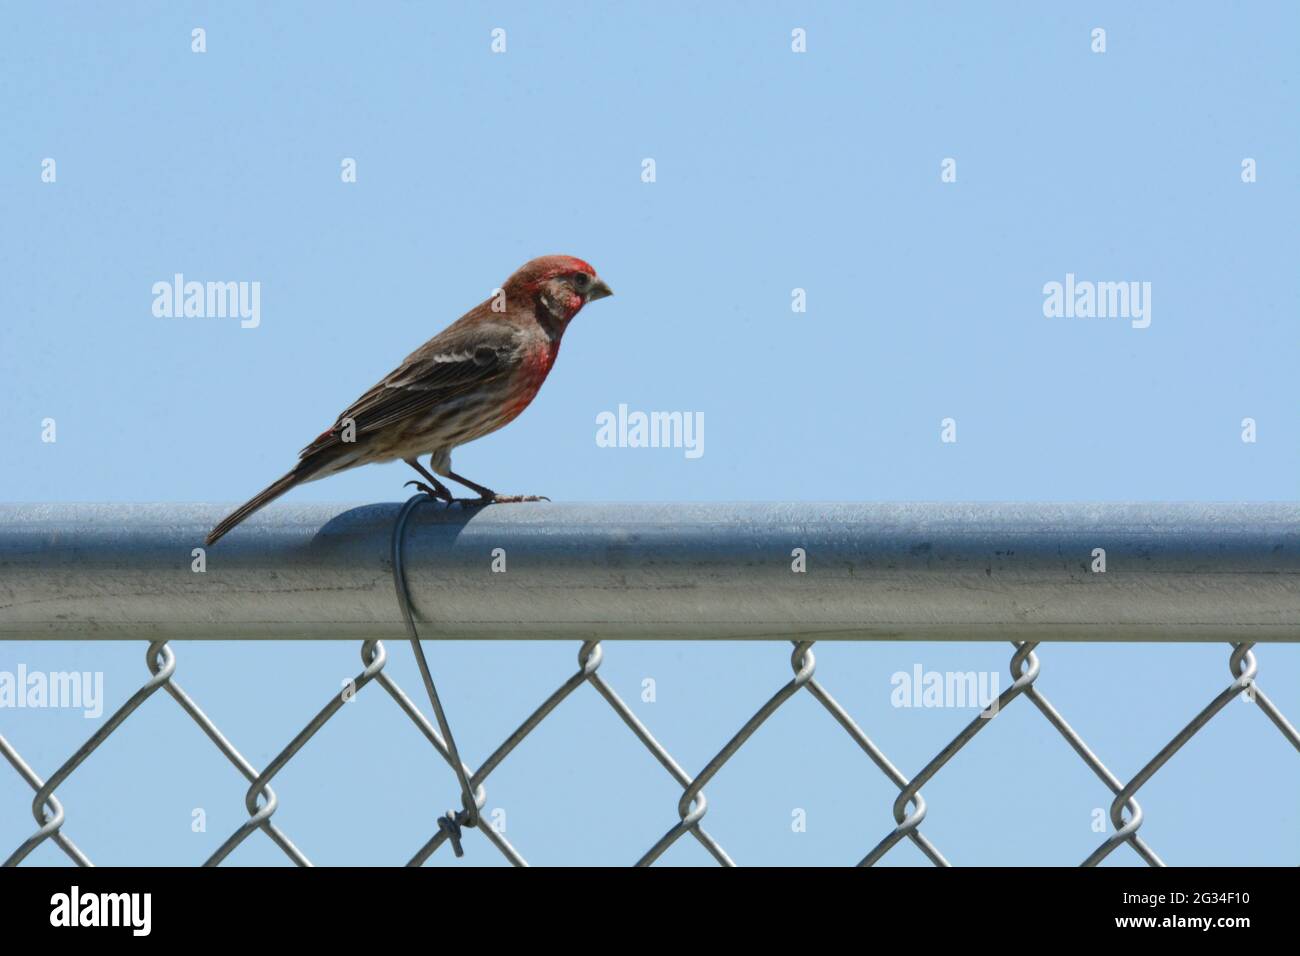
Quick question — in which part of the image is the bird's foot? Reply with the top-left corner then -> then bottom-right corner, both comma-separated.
403,480 -> 453,502
450,493 -> 550,506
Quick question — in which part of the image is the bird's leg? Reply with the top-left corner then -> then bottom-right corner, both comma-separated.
446,470 -> 549,505
446,470 -> 495,500
403,458 -> 453,501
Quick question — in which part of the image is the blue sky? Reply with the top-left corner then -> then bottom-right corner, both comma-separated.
1,2 -> 1297,865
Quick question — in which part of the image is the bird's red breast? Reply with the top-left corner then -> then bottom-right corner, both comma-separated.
499,338 -> 561,425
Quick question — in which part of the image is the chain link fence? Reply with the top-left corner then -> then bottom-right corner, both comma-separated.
4,636 -> 1297,867
3,500 -> 1299,865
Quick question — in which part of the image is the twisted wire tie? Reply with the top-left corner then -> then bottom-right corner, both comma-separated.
392,493 -> 478,857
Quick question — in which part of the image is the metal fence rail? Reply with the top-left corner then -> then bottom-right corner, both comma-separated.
4,502 -> 1300,642
2,502 -> 1299,865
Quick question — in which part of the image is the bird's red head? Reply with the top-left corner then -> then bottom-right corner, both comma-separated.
505,255 -> 613,324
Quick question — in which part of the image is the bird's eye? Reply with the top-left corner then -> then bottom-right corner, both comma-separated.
574,273 -> 590,288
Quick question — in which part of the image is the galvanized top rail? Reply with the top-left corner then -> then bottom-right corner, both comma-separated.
1,502 -> 1297,642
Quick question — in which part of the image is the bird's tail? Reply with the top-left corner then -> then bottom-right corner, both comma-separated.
206,465 -> 315,546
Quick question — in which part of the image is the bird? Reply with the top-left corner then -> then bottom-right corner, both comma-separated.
205,254 -> 613,546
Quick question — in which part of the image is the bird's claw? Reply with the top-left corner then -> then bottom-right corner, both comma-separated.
403,480 -> 452,502
447,494 -> 550,506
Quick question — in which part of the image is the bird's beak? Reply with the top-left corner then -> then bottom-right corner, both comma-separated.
587,277 -> 613,302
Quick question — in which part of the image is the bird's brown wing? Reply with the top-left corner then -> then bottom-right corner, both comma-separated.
298,315 -> 523,461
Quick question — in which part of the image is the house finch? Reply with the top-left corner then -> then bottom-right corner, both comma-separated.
205,254 -> 613,546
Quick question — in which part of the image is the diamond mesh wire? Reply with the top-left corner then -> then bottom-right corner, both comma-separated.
3,636 -> 1297,867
